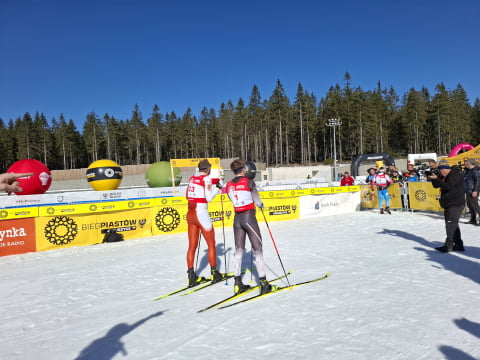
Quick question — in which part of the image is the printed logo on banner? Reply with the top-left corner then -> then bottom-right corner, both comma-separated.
44,216 -> 79,246
208,210 -> 225,223
0,218 -> 36,255
0,210 -> 8,219
128,201 -> 135,208
90,204 -> 97,211
267,204 -> 296,216
362,189 -> 375,201
155,207 -> 181,232
415,190 -> 427,202
82,218 -> 143,232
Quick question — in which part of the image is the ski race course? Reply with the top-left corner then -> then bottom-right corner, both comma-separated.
1,210 -> 480,360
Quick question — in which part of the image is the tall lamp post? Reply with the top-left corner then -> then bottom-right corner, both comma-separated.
326,118 -> 342,181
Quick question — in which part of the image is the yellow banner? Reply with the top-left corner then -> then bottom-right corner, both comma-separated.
150,193 -> 299,236
261,197 -> 300,221
170,158 -> 221,168
36,214 -> 98,251
36,208 -> 152,251
38,200 -> 154,217
151,203 -> 188,235
388,183 -> 403,209
97,208 -> 152,240
0,206 -> 38,220
407,182 -> 442,211
209,195 -> 235,228
360,185 -> 377,208
260,186 -> 360,199
360,184 -> 403,209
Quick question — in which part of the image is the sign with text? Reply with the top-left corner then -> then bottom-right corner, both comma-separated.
0,218 -> 36,256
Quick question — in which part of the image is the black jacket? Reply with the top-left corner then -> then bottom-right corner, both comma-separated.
431,168 -> 465,208
464,166 -> 480,194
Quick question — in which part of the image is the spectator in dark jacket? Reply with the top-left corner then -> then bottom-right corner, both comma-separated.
463,159 -> 480,225
428,160 -> 466,252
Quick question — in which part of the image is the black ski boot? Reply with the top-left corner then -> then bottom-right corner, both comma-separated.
385,207 -> 391,214
380,208 -> 384,214
210,266 -> 223,283
259,276 -> 274,295
453,241 -> 465,252
187,268 -> 206,287
234,276 -> 250,294
435,245 -> 453,253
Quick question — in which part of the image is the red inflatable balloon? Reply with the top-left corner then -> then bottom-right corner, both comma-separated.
7,159 -> 52,195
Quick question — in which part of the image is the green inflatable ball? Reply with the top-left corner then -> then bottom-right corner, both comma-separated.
145,161 -> 182,187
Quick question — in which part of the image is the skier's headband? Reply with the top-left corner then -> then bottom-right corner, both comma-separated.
231,159 -> 245,174
438,165 -> 451,170
198,159 -> 211,171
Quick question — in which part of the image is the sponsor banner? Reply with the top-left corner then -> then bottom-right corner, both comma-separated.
36,208 -> 152,251
36,214 -> 97,251
156,196 -> 188,207
407,182 -> 442,211
261,197 -> 300,221
208,195 -> 235,228
360,184 -> 403,209
95,208 -> 151,241
260,186 -> 360,199
38,203 -> 94,216
0,206 -> 38,220
0,187 -> 186,208
38,199 -> 158,217
151,204 -> 188,235
300,192 -> 360,217
170,158 -> 221,168
387,183 -> 403,209
0,194 -> 46,208
150,195 -> 299,235
0,218 -> 36,256
360,185 -> 377,208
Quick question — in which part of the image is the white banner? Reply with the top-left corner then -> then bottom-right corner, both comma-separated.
0,186 -> 188,208
300,192 -> 360,217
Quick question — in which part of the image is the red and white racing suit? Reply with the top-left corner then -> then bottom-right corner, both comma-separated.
186,174 -> 219,269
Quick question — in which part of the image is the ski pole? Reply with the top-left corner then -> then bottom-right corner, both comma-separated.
220,194 -> 228,284
195,233 -> 202,271
260,207 -> 290,286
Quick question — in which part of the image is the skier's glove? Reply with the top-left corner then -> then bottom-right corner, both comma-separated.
216,179 -> 224,189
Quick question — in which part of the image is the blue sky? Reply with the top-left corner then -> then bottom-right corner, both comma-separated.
1,0 -> 479,129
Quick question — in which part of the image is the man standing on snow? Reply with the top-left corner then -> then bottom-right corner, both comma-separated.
371,167 -> 393,214
428,160 -> 466,253
225,159 -> 274,295
185,159 -> 224,286
463,159 -> 480,225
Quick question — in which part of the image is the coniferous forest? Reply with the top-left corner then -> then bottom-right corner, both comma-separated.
1,73 -> 480,172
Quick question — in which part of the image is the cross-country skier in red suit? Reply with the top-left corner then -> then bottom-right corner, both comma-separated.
186,159 -> 224,286
225,159 -> 274,295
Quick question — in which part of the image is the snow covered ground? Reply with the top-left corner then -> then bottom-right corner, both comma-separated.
1,210 -> 479,360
